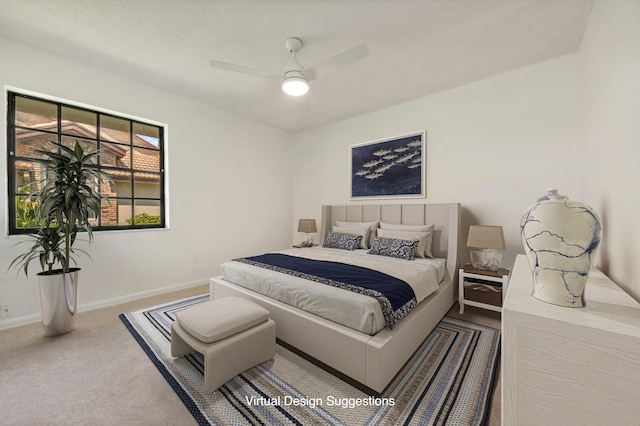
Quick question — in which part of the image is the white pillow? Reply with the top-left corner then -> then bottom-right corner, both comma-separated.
334,221 -> 379,248
380,222 -> 434,232
379,223 -> 435,257
332,225 -> 371,249
378,228 -> 429,258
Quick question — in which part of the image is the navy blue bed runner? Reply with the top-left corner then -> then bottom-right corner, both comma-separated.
234,253 -> 417,329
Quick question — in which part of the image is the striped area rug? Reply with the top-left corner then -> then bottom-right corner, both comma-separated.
120,295 -> 500,425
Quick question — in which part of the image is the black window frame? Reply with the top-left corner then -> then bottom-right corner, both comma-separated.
7,91 -> 166,235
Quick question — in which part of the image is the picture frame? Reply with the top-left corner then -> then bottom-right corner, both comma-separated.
350,131 -> 425,199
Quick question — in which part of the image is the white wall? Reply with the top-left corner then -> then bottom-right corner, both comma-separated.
0,37 -> 294,328
578,0 -> 640,301
292,1 -> 640,302
293,54 -> 582,272
2,1 -> 636,329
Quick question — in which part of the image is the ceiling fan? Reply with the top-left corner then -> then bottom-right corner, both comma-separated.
209,37 -> 369,96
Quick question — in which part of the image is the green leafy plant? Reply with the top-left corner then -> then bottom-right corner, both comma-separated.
9,227 -> 89,276
126,212 -> 161,225
10,141 -> 111,277
15,191 -> 40,228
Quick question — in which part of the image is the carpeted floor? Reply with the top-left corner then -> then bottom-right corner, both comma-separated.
121,294 -> 501,425
0,284 -> 502,425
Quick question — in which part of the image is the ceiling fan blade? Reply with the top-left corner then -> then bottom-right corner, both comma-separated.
305,43 -> 369,81
209,59 -> 279,79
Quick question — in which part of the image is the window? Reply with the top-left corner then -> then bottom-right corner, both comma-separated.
7,91 -> 166,234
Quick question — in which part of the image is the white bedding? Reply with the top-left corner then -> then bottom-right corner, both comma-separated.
219,247 -> 446,335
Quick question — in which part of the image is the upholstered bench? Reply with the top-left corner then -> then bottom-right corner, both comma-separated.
170,296 -> 276,393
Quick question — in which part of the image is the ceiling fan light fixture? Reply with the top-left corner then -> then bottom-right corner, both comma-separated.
282,72 -> 309,96
210,37 -> 368,99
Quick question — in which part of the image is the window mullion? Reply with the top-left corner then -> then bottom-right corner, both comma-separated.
7,91 -> 165,233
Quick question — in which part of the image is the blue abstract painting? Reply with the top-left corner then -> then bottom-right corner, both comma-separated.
350,132 -> 425,199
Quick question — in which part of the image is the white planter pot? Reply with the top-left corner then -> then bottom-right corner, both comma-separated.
520,190 -> 602,307
38,268 -> 80,337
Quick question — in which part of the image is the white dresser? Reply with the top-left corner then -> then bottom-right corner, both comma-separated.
502,255 -> 640,426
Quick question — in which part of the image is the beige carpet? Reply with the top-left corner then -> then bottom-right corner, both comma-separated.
0,285 -> 501,425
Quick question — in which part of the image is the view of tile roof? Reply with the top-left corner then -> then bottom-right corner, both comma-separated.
15,113 -> 160,182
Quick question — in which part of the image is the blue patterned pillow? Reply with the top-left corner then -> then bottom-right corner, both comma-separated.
368,236 -> 419,260
322,232 -> 363,251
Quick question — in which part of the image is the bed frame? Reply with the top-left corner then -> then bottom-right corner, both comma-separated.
210,203 -> 460,393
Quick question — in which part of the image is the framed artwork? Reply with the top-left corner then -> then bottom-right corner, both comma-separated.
350,131 -> 425,199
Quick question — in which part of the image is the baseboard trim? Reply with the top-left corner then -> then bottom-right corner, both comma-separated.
80,279 -> 207,312
0,279 -> 208,331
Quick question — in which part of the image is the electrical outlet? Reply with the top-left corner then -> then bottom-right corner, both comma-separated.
193,255 -> 200,264
0,304 -> 11,318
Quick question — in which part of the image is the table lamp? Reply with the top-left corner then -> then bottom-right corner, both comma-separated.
297,219 -> 317,247
467,225 -> 506,271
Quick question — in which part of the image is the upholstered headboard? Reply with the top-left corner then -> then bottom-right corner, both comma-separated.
320,203 -> 461,279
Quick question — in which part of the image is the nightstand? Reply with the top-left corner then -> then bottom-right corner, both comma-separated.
458,264 -> 510,314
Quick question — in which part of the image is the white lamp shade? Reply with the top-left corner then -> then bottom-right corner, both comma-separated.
282,73 -> 309,96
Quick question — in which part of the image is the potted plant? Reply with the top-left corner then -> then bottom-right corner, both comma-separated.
10,141 -> 111,337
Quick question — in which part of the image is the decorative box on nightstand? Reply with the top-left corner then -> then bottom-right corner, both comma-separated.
458,264 -> 510,314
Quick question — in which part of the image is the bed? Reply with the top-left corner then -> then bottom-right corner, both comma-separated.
210,203 -> 460,393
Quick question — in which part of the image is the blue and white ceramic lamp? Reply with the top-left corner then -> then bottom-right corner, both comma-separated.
520,189 -> 602,307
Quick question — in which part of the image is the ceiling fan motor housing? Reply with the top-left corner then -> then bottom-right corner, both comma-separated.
281,37 -> 309,96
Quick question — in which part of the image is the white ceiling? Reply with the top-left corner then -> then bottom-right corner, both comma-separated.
0,0 -> 593,133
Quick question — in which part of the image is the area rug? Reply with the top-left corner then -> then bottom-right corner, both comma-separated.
120,294 -> 500,426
